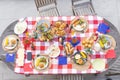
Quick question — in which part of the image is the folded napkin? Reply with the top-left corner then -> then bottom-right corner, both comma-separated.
5,53 -> 15,62
58,56 -> 67,65
27,52 -> 32,61
105,49 -> 116,58
97,23 -> 110,34
24,63 -> 33,72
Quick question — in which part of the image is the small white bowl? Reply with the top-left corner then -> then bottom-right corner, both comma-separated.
93,43 -> 101,52
14,21 -> 27,34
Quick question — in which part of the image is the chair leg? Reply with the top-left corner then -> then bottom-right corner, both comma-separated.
56,7 -> 60,16
94,73 -> 98,76
0,58 -> 1,60
25,74 -> 30,77
106,78 -> 112,80
72,6 -> 76,16
58,74 -> 84,80
90,0 -> 96,15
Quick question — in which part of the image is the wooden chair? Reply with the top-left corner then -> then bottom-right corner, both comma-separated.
72,0 -> 96,16
105,56 -> 120,80
34,0 -> 60,16
58,74 -> 84,80
103,19 -> 120,80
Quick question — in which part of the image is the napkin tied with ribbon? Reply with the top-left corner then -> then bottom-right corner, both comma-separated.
105,49 -> 116,58
97,23 -> 110,34
5,53 -> 15,62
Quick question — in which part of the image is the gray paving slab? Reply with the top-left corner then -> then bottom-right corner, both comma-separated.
0,73 -> 3,80
116,0 -> 120,32
0,61 -> 12,74
93,0 -> 117,16
57,0 -> 73,16
117,16 -> 120,32
0,0 -> 38,19
117,0 -> 120,16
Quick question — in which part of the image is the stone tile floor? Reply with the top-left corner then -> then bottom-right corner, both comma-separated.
0,0 -> 120,80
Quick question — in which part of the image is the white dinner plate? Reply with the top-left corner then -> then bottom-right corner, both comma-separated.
47,44 -> 60,58
33,55 -> 49,70
92,59 -> 105,71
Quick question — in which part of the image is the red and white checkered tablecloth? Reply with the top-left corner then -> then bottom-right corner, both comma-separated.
14,16 -> 108,74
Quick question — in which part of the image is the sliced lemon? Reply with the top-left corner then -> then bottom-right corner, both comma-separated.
4,37 -> 9,46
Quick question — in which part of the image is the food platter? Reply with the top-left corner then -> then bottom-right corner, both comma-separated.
3,36 -> 17,50
33,55 -> 50,71
104,35 -> 116,50
94,35 -> 116,53
64,42 -> 74,56
71,55 -> 91,71
35,19 -> 50,33
73,51 -> 87,65
2,35 -> 20,53
35,19 -> 54,41
70,17 -> 88,33
98,35 -> 112,49
52,20 -> 67,37
39,29 -> 54,41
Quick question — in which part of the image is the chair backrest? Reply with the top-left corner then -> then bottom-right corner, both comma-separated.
106,56 -> 120,76
59,74 -> 84,80
72,0 -> 96,15
34,0 -> 59,16
72,0 -> 90,4
34,0 -> 56,10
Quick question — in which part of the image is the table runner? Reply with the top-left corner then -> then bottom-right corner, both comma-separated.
14,16 -> 108,74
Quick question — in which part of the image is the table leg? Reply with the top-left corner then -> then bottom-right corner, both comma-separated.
25,74 -> 30,77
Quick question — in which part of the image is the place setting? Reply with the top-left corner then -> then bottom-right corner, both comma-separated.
2,35 -> 20,53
